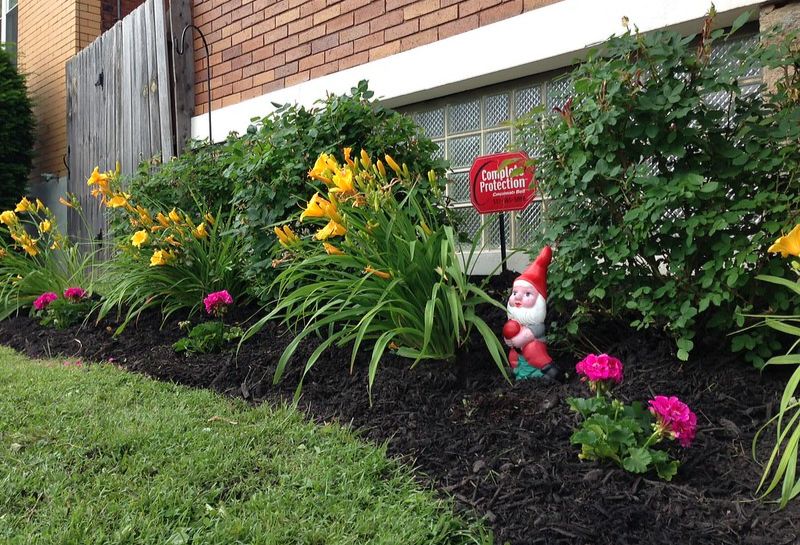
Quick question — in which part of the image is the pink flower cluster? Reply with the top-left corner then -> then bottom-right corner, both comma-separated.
648,395 -> 697,448
575,353 -> 624,384
33,292 -> 58,311
204,290 -> 233,316
63,287 -> 87,301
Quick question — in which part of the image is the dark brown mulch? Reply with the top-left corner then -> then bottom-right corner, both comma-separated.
1,294 -> 798,545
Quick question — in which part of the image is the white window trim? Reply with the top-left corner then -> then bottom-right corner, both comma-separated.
1,0 -> 16,43
191,0 -> 765,142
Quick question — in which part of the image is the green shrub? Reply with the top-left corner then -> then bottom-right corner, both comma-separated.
242,151 -> 507,400
0,48 -> 35,211
128,81 -> 445,299
515,13 -> 800,363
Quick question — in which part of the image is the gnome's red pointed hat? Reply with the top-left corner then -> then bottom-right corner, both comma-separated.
515,245 -> 552,299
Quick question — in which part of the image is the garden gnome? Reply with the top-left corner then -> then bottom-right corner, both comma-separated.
504,246 -> 560,381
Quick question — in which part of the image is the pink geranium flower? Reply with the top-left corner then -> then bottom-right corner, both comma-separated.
575,353 -> 624,384
33,292 -> 58,311
63,287 -> 87,301
204,290 -> 233,317
648,395 -> 697,448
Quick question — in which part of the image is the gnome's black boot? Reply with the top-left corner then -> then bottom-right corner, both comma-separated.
541,363 -> 564,383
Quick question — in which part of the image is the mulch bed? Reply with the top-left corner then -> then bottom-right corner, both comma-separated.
2,283 -> 799,545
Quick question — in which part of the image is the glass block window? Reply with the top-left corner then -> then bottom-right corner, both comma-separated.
407,75 -> 569,250
404,28 -> 761,253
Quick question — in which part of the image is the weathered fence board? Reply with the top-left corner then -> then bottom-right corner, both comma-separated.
66,0 -> 192,240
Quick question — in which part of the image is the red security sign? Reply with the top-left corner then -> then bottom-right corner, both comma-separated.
469,151 -> 536,214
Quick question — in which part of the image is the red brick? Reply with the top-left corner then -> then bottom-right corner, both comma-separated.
220,0 -> 243,16
386,0 -> 416,9
285,70 -> 311,86
286,43 -> 312,62
403,0 -> 440,19
243,60 -> 266,78
263,25 -> 289,46
439,13 -> 479,39
241,10 -> 266,28
263,52 -> 287,71
325,41 -> 354,62
460,0 -> 501,17
369,39 -> 401,61
312,3 -> 340,25
251,43 -> 275,62
524,0 -> 558,9
275,34 -> 300,53
338,50 -> 369,70
261,77 -> 285,94
251,17 -> 277,36
230,2 -> 254,20
232,76 -> 253,93
401,27 -> 437,49
340,21 -> 370,42
369,8 -> 403,32
300,0 -> 326,17
231,52 -> 253,70
310,61 -> 339,79
212,60 -> 232,78
242,86 -> 265,101
297,27 -> 320,45
311,33 -> 339,53
221,44 -> 242,62
327,11 -> 355,33
275,61 -> 299,78
231,27 -> 254,46
221,20 -> 243,39
253,69 -> 276,87
479,0 -> 523,26
385,19 -> 418,41
275,7 -> 300,27
299,51 -> 325,71
288,15 -> 313,35
354,32 -> 384,53
419,5 -> 458,30
356,1 -> 386,23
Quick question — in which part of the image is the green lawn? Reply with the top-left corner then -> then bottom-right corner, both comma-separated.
0,347 -> 489,545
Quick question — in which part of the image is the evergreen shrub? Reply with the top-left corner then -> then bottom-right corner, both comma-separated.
0,48 -> 35,211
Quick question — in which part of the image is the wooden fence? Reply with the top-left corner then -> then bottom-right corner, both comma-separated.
66,0 -> 192,240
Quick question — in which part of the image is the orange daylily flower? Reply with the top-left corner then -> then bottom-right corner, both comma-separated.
768,224 -> 800,258
364,265 -> 391,280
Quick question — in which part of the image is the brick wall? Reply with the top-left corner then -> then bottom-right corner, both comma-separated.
18,1 -> 102,180
100,0 -> 147,32
192,0 -> 562,115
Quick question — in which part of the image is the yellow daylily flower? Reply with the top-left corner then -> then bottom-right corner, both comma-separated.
36,199 -> 46,212
168,208 -> 182,223
360,149 -> 371,168
0,210 -> 18,226
343,147 -> 354,167
385,154 -> 402,175
330,168 -> 355,195
156,212 -> 170,228
15,197 -> 33,213
193,222 -> 209,239
204,212 -> 215,226
39,220 -> 52,233
106,193 -> 130,208
274,225 -> 300,248
364,265 -> 391,280
131,230 -> 149,248
0,247 -> 6,259
149,249 -> 174,266
59,196 -> 75,209
136,205 -> 153,226
419,221 -> 432,236
376,160 -> 386,178
87,166 -> 108,186
164,235 -> 181,247
315,219 -> 346,240
300,192 -> 340,222
323,242 -> 344,255
768,224 -> 800,258
22,244 -> 38,257
309,153 -> 337,184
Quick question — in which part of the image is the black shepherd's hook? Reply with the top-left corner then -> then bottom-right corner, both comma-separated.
175,24 -> 212,143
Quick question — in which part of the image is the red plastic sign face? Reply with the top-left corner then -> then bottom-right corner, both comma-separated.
468,152 -> 536,214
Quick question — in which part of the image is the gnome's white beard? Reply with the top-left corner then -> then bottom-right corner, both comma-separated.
507,296 -> 546,327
